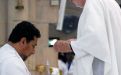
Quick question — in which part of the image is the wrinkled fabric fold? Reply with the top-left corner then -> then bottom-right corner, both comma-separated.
71,0 -> 121,75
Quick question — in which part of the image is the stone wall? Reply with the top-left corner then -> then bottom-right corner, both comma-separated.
0,0 -> 59,75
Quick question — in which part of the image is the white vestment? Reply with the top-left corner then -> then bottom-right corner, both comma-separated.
70,0 -> 121,75
58,60 -> 68,75
0,44 -> 31,75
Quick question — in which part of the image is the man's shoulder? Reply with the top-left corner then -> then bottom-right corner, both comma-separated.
0,54 -> 22,66
0,55 -> 26,72
0,54 -> 29,75
0,44 -> 20,63
0,44 -> 23,67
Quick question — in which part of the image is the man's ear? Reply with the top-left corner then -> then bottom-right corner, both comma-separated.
20,37 -> 27,46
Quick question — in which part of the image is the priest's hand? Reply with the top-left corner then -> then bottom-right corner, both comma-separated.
53,40 -> 72,53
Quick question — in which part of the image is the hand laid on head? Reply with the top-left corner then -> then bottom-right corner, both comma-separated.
53,40 -> 72,53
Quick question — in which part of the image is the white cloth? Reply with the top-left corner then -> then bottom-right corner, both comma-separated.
0,44 -> 31,75
56,0 -> 67,30
58,60 -> 68,75
67,60 -> 75,75
92,58 -> 104,75
70,0 -> 121,75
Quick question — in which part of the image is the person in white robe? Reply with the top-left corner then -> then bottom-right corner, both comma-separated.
0,21 -> 41,75
54,0 -> 121,75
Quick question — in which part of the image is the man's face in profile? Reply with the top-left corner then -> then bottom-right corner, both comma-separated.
21,37 -> 38,61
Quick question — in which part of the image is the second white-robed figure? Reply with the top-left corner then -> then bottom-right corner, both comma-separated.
54,0 -> 121,75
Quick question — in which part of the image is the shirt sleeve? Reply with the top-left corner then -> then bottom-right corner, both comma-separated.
71,40 -> 89,59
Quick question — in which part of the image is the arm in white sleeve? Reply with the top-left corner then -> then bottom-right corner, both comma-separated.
70,40 -> 89,59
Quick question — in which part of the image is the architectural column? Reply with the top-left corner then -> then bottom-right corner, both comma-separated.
7,0 -> 29,37
29,0 -> 36,21
0,0 -> 7,45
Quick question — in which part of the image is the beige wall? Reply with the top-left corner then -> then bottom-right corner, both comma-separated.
0,0 -> 59,75
0,0 -> 7,45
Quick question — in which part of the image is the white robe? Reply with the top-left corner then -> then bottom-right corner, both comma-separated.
70,0 -> 121,75
0,44 -> 31,75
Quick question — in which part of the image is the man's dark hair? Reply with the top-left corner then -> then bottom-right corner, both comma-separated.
8,21 -> 41,43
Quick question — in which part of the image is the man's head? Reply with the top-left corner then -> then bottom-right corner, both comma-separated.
71,0 -> 86,8
8,21 -> 41,60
